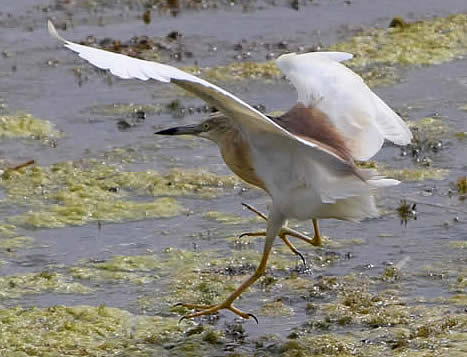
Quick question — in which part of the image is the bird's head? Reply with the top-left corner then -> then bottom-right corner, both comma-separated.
155,114 -> 231,144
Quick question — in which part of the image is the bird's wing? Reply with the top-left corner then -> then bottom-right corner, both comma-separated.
275,52 -> 412,161
48,21 -> 350,165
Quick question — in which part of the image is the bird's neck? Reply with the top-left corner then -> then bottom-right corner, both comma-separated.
217,130 -> 267,192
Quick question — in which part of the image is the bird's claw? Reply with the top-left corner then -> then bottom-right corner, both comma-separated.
176,302 -> 258,323
247,313 -> 259,324
294,250 -> 308,267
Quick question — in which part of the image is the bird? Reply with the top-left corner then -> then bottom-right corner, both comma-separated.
48,21 -> 412,321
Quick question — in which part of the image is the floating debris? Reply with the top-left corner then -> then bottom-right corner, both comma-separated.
457,176 -> 467,194
397,200 -> 417,225
142,9 -> 151,24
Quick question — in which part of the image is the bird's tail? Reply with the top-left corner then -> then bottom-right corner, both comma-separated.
357,168 -> 400,188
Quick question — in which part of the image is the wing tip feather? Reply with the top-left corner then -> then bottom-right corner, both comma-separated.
276,51 -> 354,68
48,20 -> 67,44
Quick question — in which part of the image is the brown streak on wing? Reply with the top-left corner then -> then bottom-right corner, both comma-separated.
272,104 -> 353,163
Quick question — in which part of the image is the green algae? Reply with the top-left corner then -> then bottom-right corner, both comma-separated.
89,100 -> 209,119
0,113 -> 61,139
449,241 -> 467,249
109,168 -> 242,198
147,168 -> 243,197
408,116 -> 450,137
171,271 -> 239,308
132,249 -> 237,312
161,249 -> 240,307
3,251 -> 467,356
0,236 -> 35,251
0,272 -> 91,299
353,322 -> 467,356
260,299 -> 294,317
319,285 -> 409,328
70,255 -> 162,284
199,61 -> 281,81
0,224 -> 18,237
382,167 -> 448,181
357,160 -> 448,181
0,305 -> 187,357
454,131 -> 467,139
281,334 -> 359,357
0,223 -> 34,252
0,302 -> 240,356
330,14 -> 467,84
281,274 -> 467,356
12,196 -> 181,228
303,275 -> 410,329
356,160 -> 448,182
70,266 -> 158,284
164,248 -> 300,308
18,198 -> 177,227
204,210 -> 262,225
453,273 -> 467,292
280,275 -> 316,293
91,254 -> 161,272
445,294 -> 467,305
1,160 -> 240,203
135,245 -> 301,313
89,103 -> 162,116
0,159 -> 248,228
97,145 -> 148,164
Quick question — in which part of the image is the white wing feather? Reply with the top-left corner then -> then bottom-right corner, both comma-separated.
276,52 -> 412,161
48,21 -> 349,165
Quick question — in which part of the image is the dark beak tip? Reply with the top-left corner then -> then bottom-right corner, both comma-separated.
154,128 -> 177,135
154,124 -> 200,136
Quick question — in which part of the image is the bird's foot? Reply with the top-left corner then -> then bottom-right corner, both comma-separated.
175,302 -> 258,323
309,233 -> 321,247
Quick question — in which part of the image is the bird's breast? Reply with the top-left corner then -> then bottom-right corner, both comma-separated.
219,131 -> 267,191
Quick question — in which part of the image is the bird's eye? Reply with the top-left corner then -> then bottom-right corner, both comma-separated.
202,123 -> 210,130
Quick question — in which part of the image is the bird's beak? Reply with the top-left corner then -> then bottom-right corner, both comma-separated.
154,124 -> 202,136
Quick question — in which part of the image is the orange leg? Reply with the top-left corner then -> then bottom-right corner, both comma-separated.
178,207 -> 285,322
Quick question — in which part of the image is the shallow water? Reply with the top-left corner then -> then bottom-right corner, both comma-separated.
1,0 -> 467,355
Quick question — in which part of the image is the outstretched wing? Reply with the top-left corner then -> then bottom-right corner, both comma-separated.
48,21 -> 349,165
275,52 -> 412,161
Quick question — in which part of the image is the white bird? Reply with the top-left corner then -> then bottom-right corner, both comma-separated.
48,21 -> 412,321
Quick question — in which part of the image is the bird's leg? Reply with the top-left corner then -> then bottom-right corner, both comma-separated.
310,219 -> 322,246
240,203 -> 323,260
179,208 -> 285,322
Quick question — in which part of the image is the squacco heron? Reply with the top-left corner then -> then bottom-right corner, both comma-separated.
48,21 -> 412,321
